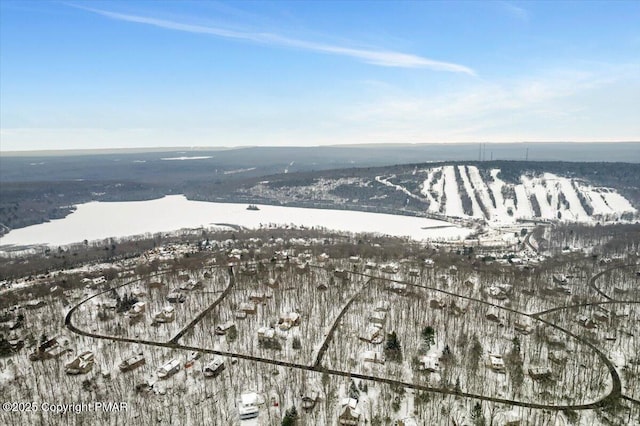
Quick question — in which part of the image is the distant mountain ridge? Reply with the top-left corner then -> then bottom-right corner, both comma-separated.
237,161 -> 640,225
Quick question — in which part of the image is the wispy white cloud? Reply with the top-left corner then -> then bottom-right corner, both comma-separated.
339,66 -> 640,142
69,4 -> 475,75
499,1 -> 529,21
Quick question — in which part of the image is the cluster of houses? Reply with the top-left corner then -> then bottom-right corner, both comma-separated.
28,336 -> 72,361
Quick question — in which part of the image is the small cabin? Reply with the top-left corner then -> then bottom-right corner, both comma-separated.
249,292 -> 271,304
257,326 -> 277,343
338,398 -> 361,425
238,392 -> 260,420
369,311 -> 387,326
29,336 -> 70,361
154,306 -> 175,323
215,321 -> 236,335
418,354 -> 440,372
180,279 -> 202,291
389,282 -> 407,294
380,263 -> 399,274
488,354 -> 505,372
239,302 -> 257,315
119,353 -> 145,372
157,359 -> 181,379
528,366 -> 553,381
65,351 -> 95,375
128,301 -> 146,318
278,312 -> 301,330
166,291 -> 186,303
203,357 -> 225,378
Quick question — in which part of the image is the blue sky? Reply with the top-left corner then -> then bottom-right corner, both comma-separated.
1,0 -> 639,151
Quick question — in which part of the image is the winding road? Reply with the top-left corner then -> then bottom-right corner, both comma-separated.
65,261 -> 640,411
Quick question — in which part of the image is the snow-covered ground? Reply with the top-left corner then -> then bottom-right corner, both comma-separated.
0,196 -> 471,249
415,166 -> 636,224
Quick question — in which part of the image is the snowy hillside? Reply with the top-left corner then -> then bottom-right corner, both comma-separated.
407,165 -> 636,224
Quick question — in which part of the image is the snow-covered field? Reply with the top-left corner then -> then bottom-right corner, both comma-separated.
0,196 -> 471,248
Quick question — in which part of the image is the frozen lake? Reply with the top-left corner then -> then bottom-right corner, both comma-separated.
0,195 -> 472,248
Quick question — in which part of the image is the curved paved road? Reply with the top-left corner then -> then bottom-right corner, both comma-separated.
65,262 -> 640,412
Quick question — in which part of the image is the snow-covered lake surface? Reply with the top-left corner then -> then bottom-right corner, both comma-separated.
0,195 -> 472,248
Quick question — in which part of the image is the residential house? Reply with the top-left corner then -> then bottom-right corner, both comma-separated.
389,282 -> 407,294
418,354 -> 440,373
65,351 -> 95,375
215,321 -> 236,336
278,312 -> 301,331
157,359 -> 181,379
369,311 -> 386,327
238,392 -> 260,420
257,326 -> 277,343
338,398 -> 361,425
249,292 -> 271,304
180,279 -> 202,291
381,263 -> 399,274
166,291 -> 186,303
239,302 -> 257,315
203,357 -> 225,378
154,306 -> 175,323
488,354 -> 506,372
528,366 -> 553,381
119,353 -> 145,372
127,302 -> 146,318
365,261 -> 378,271
29,336 -> 71,361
